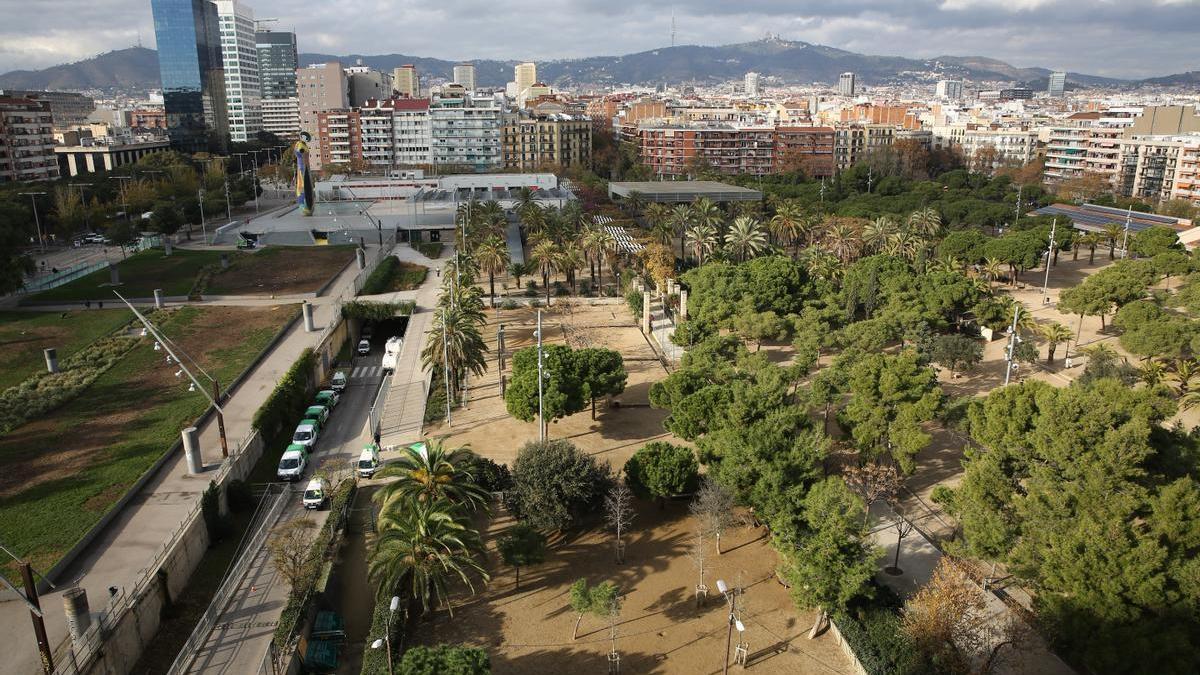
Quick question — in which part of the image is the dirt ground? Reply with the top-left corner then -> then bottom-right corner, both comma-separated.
419,303 -> 852,674
207,246 -> 354,295
418,501 -> 854,675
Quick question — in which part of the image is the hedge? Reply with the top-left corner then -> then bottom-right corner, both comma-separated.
274,478 -> 357,650
342,300 -> 416,322
360,256 -> 401,296
359,588 -> 406,675
397,645 -> 490,675
833,608 -> 922,675
251,347 -> 316,453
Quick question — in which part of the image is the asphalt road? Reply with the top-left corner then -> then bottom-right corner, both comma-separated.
187,349 -> 384,674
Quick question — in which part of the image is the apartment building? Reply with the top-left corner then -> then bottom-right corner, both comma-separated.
316,109 -> 361,166
0,97 -> 60,182
346,66 -> 393,107
960,128 -> 1038,169
1116,134 -> 1200,206
393,65 -> 419,98
834,124 -> 895,170
256,30 -> 298,138
453,64 -> 476,92
261,97 -> 299,139
0,90 -> 94,127
298,62 -> 348,168
514,62 -> 537,98
215,0 -> 261,142
773,126 -> 835,177
502,111 -> 592,171
429,93 -> 502,170
1043,109 -> 1139,184
638,124 -> 775,177
359,104 -> 394,166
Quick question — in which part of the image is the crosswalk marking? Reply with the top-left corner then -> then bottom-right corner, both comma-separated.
352,365 -> 382,379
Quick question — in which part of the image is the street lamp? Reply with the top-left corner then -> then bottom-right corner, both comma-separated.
716,579 -> 744,675
17,191 -> 47,251
369,595 -> 401,675
115,291 -> 229,457
198,188 -> 208,244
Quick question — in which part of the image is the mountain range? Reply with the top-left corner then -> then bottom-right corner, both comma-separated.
2,39 -> 1196,94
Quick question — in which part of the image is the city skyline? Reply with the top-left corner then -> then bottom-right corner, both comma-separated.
1,0 -> 1198,79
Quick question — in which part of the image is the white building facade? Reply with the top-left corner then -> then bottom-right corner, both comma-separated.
215,0 -> 261,142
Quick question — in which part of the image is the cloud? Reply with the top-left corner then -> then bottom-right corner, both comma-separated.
0,0 -> 1196,79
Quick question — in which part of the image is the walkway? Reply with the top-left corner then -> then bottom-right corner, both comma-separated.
648,300 -> 684,364
0,244 -> 382,675
504,217 -> 524,264
378,246 -> 447,450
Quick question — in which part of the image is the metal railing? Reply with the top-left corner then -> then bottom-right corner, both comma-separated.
18,259 -> 109,295
164,485 -> 289,675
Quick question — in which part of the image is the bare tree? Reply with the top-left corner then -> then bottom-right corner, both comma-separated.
844,462 -> 901,526
903,557 -> 1029,674
607,595 -> 622,673
604,480 -> 636,564
885,508 -> 917,575
267,517 -> 319,589
690,478 -> 735,555
691,529 -> 709,606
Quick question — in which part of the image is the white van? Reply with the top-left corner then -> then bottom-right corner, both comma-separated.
302,477 -> 327,509
277,446 -> 309,481
381,336 -> 403,373
292,422 -> 319,449
330,371 -> 347,392
357,444 -> 382,478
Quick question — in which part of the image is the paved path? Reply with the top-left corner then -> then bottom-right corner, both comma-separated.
648,299 -> 683,364
378,247 -> 447,449
0,244 -> 381,675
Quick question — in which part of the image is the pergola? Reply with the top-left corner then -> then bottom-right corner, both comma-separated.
608,180 -> 763,204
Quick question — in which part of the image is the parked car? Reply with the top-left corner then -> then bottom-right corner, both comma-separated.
330,371 -> 348,392
315,389 -> 340,408
302,404 -> 330,429
292,422 -> 319,449
357,339 -> 371,356
277,445 -> 310,481
302,477 -> 327,509
381,336 -> 402,373
357,444 -> 381,479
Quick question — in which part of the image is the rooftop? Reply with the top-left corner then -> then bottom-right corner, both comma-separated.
1031,202 -> 1193,234
608,180 -> 763,203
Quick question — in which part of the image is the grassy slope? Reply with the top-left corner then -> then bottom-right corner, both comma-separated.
0,306 -> 281,572
30,249 -> 225,302
0,310 -> 132,390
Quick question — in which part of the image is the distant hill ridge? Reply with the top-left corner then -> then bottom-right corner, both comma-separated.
0,40 -> 1190,93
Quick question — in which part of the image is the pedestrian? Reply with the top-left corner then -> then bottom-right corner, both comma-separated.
98,301 -> 104,309
84,299 -> 91,309
51,267 -> 58,274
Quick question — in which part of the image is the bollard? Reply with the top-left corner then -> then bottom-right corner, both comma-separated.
108,263 -> 120,285
154,288 -> 164,309
63,588 -> 92,644
680,289 -> 688,320
182,427 -> 203,474
642,290 -> 651,334
356,248 -> 367,270
302,302 -> 316,332
220,253 -> 230,269
44,348 -> 59,374
164,240 -> 173,257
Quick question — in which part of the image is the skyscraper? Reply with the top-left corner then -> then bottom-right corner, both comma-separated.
838,72 -> 857,97
150,0 -> 228,152
453,63 -> 476,92
215,0 -> 261,143
744,72 -> 760,96
256,30 -> 298,139
393,64 -> 419,98
514,62 -> 537,98
1048,71 -> 1067,97
935,79 -> 963,101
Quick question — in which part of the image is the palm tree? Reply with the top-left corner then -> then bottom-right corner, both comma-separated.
1038,322 -> 1073,365
725,216 -> 768,262
559,241 -> 585,293
521,204 -> 547,240
691,197 -> 724,245
1140,359 -> 1167,387
422,304 -> 488,397
883,230 -> 922,262
474,235 -> 510,303
1078,232 -> 1103,264
769,201 -> 805,254
508,261 -> 531,288
824,218 -> 861,264
801,249 -> 843,284
1102,222 -> 1125,260
929,256 -> 965,275
643,203 -> 670,235
374,441 -> 490,510
907,207 -> 943,240
862,216 -> 898,254
685,222 -> 718,266
589,228 -> 617,292
369,498 -> 488,617
980,257 -> 1004,289
624,190 -> 647,217
1166,358 -> 1200,397
529,239 -> 560,305
669,203 -> 692,260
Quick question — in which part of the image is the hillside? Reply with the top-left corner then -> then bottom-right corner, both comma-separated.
0,47 -> 158,91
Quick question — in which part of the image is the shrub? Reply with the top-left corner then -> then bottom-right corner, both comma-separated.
397,645 -> 490,675
252,348 -> 316,455
524,280 -> 539,297
670,320 -> 712,347
464,455 -> 512,493
833,608 -> 921,675
201,481 -> 231,543
625,287 -> 644,320
500,299 -> 520,310
504,438 -> 612,530
623,441 -> 699,503
578,279 -> 593,296
361,256 -> 400,295
554,283 -> 570,297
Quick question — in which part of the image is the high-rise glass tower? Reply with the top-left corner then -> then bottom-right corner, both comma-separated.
256,30 -> 298,99
150,0 -> 228,152
215,0 -> 261,143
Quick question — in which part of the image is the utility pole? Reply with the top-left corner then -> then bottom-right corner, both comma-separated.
537,309 -> 545,442
18,192 -> 47,251
1041,218 -> 1057,303
1003,304 -> 1021,386
198,188 -> 207,244
223,173 -> 232,222
442,307 -> 452,426
20,562 -> 52,673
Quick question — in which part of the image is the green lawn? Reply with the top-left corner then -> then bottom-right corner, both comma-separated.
29,249 -> 226,302
0,310 -> 132,391
0,305 -> 288,574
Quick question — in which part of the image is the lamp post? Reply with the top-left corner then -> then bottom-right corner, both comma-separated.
198,188 -> 208,244
1003,304 -> 1022,387
717,579 -> 743,675
442,307 -> 452,426
1041,218 -> 1056,303
536,309 -> 545,442
109,176 -> 133,222
17,192 -> 46,251
115,291 -> 229,457
369,595 -> 401,675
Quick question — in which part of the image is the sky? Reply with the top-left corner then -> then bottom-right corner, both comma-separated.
0,0 -> 1197,79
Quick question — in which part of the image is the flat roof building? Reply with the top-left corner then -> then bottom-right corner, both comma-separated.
608,180 -> 762,204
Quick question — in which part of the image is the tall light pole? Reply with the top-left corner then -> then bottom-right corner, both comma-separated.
369,595 -> 400,675
115,290 -> 229,456
1003,304 -> 1022,387
17,192 -> 46,251
198,188 -> 208,244
109,176 -> 133,222
223,173 -> 232,222
716,579 -> 743,675
442,307 -> 452,426
1120,206 -> 1133,259
1041,218 -> 1057,303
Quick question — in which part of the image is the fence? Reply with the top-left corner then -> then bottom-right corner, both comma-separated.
365,373 -> 393,440
164,485 -> 289,675
18,259 -> 109,295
